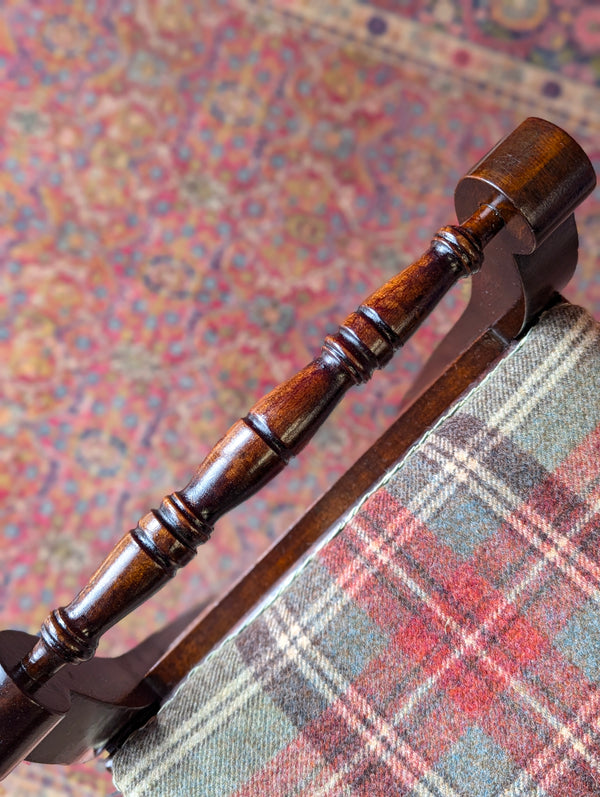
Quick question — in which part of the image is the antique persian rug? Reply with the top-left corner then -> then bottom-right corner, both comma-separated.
0,1 -> 599,794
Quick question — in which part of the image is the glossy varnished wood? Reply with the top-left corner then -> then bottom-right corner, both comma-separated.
142,323 -> 514,695
26,316 -> 518,764
0,117 -> 595,779
12,213 -> 496,693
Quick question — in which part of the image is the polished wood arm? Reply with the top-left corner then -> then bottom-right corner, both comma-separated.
14,211 -> 499,691
0,117 -> 595,779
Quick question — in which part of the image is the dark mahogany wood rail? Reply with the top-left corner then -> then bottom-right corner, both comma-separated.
0,118 -> 595,779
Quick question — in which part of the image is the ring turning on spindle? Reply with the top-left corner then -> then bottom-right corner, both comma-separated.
0,117 -> 594,783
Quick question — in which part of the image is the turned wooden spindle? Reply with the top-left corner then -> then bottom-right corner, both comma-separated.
0,118 -> 595,780
13,206 -> 502,692
11,118 -> 599,693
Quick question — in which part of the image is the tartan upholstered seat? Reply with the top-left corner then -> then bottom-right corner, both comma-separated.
113,303 -> 600,797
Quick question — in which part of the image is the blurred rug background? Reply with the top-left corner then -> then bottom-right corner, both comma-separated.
0,0 -> 599,794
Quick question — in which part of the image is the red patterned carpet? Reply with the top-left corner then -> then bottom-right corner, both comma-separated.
1,1 -> 599,794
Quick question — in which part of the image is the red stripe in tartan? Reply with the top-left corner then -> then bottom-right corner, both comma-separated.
553,422 -> 600,500
231,731 -> 336,797
110,310 -> 600,796
261,600 -> 445,795
316,425 -> 600,796
491,422 -> 600,796
319,494 -> 426,634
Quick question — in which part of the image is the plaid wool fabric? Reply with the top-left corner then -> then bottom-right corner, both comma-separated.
113,303 -> 600,797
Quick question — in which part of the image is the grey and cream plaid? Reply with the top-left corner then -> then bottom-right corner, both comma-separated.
113,303 -> 600,796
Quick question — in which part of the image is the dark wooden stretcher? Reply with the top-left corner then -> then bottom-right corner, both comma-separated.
0,117 -> 595,781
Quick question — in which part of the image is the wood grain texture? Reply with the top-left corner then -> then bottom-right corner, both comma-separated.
13,212 -> 492,693
0,117 -> 595,780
